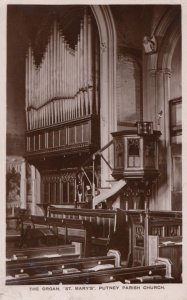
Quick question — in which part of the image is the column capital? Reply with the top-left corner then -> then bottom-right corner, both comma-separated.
148,68 -> 171,77
148,69 -> 157,77
100,42 -> 107,53
163,68 -> 172,78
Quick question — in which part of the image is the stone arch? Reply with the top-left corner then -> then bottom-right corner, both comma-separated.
146,7 -> 181,70
157,20 -> 181,71
156,15 -> 181,211
145,7 -> 181,210
90,5 -> 117,186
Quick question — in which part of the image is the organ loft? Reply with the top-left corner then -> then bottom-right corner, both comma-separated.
6,5 -> 182,285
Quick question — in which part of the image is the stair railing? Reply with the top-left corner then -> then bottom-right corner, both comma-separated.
77,140 -> 114,199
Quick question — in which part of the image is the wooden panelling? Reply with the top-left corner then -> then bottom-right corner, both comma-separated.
56,182 -> 60,204
35,134 -> 39,151
26,116 -> 99,158
48,131 -> 53,148
40,133 -> 45,149
30,136 -> 34,152
68,127 -> 75,144
54,130 -> 59,147
159,244 -> 182,281
112,130 -> 160,179
83,122 -> 90,142
60,128 -> 66,145
76,125 -> 82,143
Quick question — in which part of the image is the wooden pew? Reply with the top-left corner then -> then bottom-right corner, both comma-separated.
14,208 -> 182,282
126,209 -> 182,281
6,216 -> 22,248
6,244 -> 79,261
20,215 -> 92,257
6,253 -> 118,280
48,206 -> 117,255
19,215 -> 58,248
148,211 -> 182,282
6,261 -> 170,285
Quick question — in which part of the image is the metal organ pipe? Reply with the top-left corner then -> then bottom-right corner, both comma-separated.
95,34 -> 99,115
88,15 -> 93,114
28,47 -> 32,129
31,51 -> 35,128
77,36 -> 81,118
83,9 -> 88,116
26,12 -> 96,130
25,53 -> 28,128
80,21 -> 84,117
83,9 -> 88,89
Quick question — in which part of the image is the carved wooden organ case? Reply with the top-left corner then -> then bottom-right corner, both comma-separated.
25,7 -> 101,206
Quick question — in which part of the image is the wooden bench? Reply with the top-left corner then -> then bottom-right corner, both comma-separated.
6,260 -> 170,285
48,206 -> 117,255
148,211 -> 182,281
20,215 -> 92,257
6,252 -> 119,280
125,209 -> 182,281
6,244 -> 79,261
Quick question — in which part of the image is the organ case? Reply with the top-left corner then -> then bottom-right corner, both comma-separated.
24,9 -> 101,206
25,8 -> 100,158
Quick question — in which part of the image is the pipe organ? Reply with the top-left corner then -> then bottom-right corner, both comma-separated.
25,9 -> 99,131
25,8 -> 100,207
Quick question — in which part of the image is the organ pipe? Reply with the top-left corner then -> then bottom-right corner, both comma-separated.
26,10 -> 96,130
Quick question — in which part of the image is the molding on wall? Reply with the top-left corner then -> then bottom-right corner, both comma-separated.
91,5 -> 117,186
143,7 -> 181,210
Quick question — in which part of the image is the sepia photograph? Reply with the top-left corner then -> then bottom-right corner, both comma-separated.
1,0 -> 184,297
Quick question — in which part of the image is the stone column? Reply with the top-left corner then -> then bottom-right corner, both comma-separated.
156,69 -> 172,210
146,68 -> 171,210
100,42 -> 117,188
91,5 -> 117,188
31,165 -> 36,215
143,68 -> 157,209
20,158 -> 27,209
143,68 -> 157,127
143,62 -> 172,210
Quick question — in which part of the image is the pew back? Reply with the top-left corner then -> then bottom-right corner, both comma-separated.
6,244 -> 78,261
128,210 -> 182,281
6,262 -> 169,285
20,215 -> 92,257
48,207 -> 116,240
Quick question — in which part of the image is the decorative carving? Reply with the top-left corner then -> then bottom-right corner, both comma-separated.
115,138 -> 123,152
167,225 -> 179,236
127,139 -> 140,168
6,168 -> 20,204
128,139 -> 140,156
157,110 -> 163,125
135,225 -> 144,246
42,171 -> 76,184
100,42 -> 107,52
143,35 -> 157,54
6,157 -> 22,173
151,226 -> 163,237
6,156 -> 22,215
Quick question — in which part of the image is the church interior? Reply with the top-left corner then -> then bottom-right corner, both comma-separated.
6,4 -> 182,285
